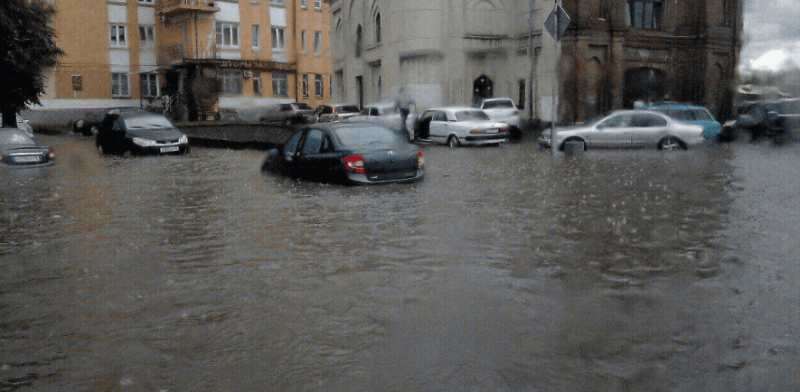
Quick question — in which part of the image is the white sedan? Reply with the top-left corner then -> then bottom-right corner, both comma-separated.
539,109 -> 705,151
415,107 -> 510,147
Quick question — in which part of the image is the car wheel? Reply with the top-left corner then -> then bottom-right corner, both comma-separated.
559,137 -> 587,151
658,136 -> 684,150
447,136 -> 460,148
90,125 -> 99,135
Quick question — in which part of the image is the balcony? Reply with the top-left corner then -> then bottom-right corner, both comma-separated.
162,0 -> 220,16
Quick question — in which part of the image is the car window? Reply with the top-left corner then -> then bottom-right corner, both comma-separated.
0,131 -> 34,146
334,127 -> 408,148
283,131 -> 303,157
320,136 -> 334,153
370,108 -> 379,116
432,112 -> 448,122
124,116 -> 173,130
295,103 -> 313,110
421,112 -> 434,121
686,109 -> 713,121
339,105 -> 361,113
483,100 -> 514,109
323,106 -> 333,114
301,129 -> 324,154
632,113 -> 667,127
600,113 -> 633,128
280,104 -> 292,111
455,110 -> 490,122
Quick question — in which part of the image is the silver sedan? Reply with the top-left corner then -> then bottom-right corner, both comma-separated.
539,109 -> 705,151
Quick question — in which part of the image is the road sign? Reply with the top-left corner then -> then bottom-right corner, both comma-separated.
544,4 -> 570,41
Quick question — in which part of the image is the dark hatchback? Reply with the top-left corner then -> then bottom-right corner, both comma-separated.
96,113 -> 189,156
0,128 -> 54,168
262,123 -> 425,185
72,106 -> 147,135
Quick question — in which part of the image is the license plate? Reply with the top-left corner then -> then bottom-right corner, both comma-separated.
160,146 -> 180,153
486,129 -> 498,134
16,155 -> 40,163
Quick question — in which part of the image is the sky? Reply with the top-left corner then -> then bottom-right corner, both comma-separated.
740,0 -> 800,72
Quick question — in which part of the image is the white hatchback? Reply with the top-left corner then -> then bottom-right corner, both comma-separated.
416,107 -> 510,147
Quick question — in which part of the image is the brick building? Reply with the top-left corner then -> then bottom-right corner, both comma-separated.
38,0 -> 331,121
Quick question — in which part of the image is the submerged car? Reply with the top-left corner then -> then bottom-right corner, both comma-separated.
643,102 -> 722,140
415,107 -> 510,147
0,128 -> 54,168
96,113 -> 189,156
720,98 -> 800,142
259,102 -> 315,124
477,98 -> 521,138
262,123 -> 424,185
313,103 -> 361,123
539,109 -> 705,150
73,107 -> 147,135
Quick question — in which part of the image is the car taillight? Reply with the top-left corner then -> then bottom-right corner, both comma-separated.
500,127 -> 508,131
417,150 -> 425,169
48,149 -> 55,160
343,154 -> 364,173
334,108 -> 339,119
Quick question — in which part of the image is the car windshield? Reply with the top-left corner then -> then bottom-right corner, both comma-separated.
455,110 -> 490,121
335,127 -> 408,148
294,103 -> 314,110
482,100 -> 515,109
338,105 -> 361,114
0,131 -> 34,146
124,116 -> 174,130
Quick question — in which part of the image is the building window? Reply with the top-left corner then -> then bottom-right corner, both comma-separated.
375,13 -> 381,43
216,22 -> 240,48
253,73 -> 262,95
140,73 -> 158,98
269,0 -> 285,5
301,30 -> 307,53
111,73 -> 130,97
220,70 -> 242,95
272,71 -> 287,96
252,25 -> 260,48
302,74 -> 309,98
315,74 -> 323,97
271,27 -> 286,51
139,25 -> 155,46
301,0 -> 307,8
355,25 -> 362,57
110,25 -> 127,47
138,0 -> 154,4
313,31 -> 321,54
627,0 -> 663,30
314,0 -> 321,10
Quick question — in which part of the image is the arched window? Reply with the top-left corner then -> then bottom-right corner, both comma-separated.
355,24 -> 362,57
375,13 -> 381,43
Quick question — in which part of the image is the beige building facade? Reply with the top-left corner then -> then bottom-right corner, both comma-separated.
327,0 -> 742,123
38,0 -> 331,120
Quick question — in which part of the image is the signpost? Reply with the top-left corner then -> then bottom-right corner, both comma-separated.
544,1 -> 570,154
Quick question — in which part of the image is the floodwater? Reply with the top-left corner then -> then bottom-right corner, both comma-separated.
1,134 -> 798,391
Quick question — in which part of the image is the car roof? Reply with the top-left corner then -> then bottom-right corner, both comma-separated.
643,102 -> 709,111
482,98 -> 514,102
115,113 -> 171,121
426,106 -> 481,112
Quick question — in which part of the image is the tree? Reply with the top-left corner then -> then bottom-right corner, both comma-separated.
0,0 -> 63,127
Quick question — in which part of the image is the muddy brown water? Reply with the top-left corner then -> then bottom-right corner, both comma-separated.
1,134 -> 798,391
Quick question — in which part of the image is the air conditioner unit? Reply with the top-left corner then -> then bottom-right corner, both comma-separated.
243,70 -> 251,78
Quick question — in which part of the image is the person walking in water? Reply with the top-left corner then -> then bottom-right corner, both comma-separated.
396,87 -> 415,139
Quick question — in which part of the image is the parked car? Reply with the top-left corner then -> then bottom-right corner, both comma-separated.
313,103 -> 361,123
538,109 -> 705,150
0,113 -> 34,137
96,113 -> 189,156
643,102 -> 722,140
73,107 -> 147,136
261,123 -> 425,185
0,127 -> 54,168
720,98 -> 800,142
346,103 -> 410,134
415,107 -> 510,147
476,97 -> 521,138
259,102 -> 315,124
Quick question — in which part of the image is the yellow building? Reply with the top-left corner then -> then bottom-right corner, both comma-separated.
39,0 -> 331,121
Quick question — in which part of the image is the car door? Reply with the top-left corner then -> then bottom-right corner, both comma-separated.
630,113 -> 668,147
593,113 -> 633,148
295,129 -> 339,180
428,111 -> 449,143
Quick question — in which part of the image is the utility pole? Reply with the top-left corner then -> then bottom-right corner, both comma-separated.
528,0 -> 534,121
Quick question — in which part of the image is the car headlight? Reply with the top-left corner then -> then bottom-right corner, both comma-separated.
76,120 -> 84,128
179,135 -> 188,144
132,137 -> 157,147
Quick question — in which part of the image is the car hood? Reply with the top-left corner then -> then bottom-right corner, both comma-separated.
127,128 -> 185,142
457,120 -> 509,129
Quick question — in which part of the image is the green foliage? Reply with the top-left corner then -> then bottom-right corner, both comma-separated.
0,0 -> 63,126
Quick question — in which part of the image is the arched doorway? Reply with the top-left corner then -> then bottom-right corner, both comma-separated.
473,75 -> 493,105
623,67 -> 665,108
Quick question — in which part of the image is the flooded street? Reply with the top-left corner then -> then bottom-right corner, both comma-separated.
1,134 -> 798,391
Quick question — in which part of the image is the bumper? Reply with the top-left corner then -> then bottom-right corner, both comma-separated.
344,168 -> 424,185
134,143 -> 190,155
462,132 -> 510,145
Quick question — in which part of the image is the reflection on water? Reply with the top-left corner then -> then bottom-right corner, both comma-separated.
1,135 -> 798,391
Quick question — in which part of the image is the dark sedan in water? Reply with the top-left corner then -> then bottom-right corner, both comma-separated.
72,107 -> 147,135
0,127 -> 54,168
262,123 -> 425,185
96,113 -> 189,156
